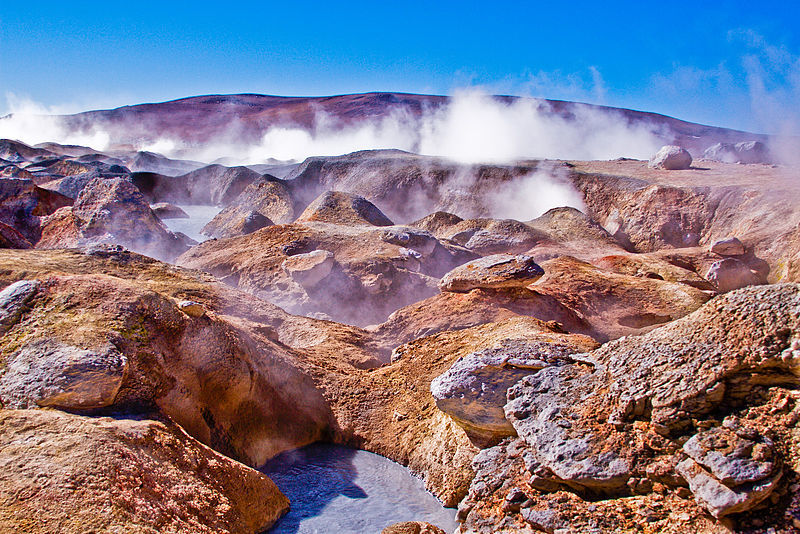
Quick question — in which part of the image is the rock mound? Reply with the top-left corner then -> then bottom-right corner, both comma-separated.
439,254 -> 545,293
296,190 -> 394,226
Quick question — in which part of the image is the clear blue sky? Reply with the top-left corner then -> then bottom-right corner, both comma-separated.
1,1 -> 799,133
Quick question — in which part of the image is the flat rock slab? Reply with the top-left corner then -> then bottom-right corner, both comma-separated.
431,336 -> 596,447
439,254 -> 544,293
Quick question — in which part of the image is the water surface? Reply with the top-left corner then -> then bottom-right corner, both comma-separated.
262,444 -> 457,534
162,205 -> 222,242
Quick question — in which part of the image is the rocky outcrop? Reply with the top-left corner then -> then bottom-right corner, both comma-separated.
0,270 -> 336,466
457,283 -> 800,532
37,177 -> 190,262
676,423 -> 781,518
439,254 -> 544,293
703,141 -> 772,164
648,145 -> 692,170
178,221 -> 474,326
0,409 -> 289,534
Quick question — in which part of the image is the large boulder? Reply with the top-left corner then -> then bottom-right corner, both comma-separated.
709,236 -> 745,256
0,409 -> 289,534
648,145 -> 693,170
439,254 -> 545,293
705,257 -> 762,292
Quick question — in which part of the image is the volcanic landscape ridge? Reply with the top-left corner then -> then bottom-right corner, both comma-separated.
0,92 -> 799,533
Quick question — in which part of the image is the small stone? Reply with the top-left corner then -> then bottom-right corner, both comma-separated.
710,237 -> 745,256
178,300 -> 205,318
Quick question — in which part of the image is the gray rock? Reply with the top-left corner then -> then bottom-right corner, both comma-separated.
0,338 -> 127,410
505,365 -> 633,492
706,257 -> 761,292
648,145 -> 692,170
710,237 -> 745,256
682,426 -> 775,486
676,457 -> 781,518
439,254 -> 544,293
430,339 -> 579,447
0,279 -> 40,334
521,508 -> 563,533
380,228 -> 438,256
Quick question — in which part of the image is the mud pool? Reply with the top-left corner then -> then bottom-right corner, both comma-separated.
262,444 -> 458,534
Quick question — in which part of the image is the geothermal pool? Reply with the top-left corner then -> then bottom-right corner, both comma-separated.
161,205 -> 222,242
262,444 -> 458,534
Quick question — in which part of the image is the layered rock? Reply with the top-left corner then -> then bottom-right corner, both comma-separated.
430,334 -> 598,447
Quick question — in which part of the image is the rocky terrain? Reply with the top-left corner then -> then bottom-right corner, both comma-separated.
0,93 -> 799,533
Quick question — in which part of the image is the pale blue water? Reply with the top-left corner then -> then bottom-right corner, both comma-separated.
262,444 -> 458,534
161,204 -> 222,242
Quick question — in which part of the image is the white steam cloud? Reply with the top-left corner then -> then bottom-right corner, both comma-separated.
2,90 -> 666,165
0,94 -> 112,151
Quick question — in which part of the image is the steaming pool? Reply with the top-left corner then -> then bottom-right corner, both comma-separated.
161,205 -> 223,243
261,444 -> 458,534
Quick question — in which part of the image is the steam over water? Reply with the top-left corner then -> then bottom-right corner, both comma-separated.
161,205 -> 222,242
262,444 -> 458,534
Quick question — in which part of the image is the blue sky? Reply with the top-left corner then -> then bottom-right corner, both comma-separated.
1,1 -> 799,133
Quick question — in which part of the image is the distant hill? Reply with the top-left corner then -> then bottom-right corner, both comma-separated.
57,92 -> 767,157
